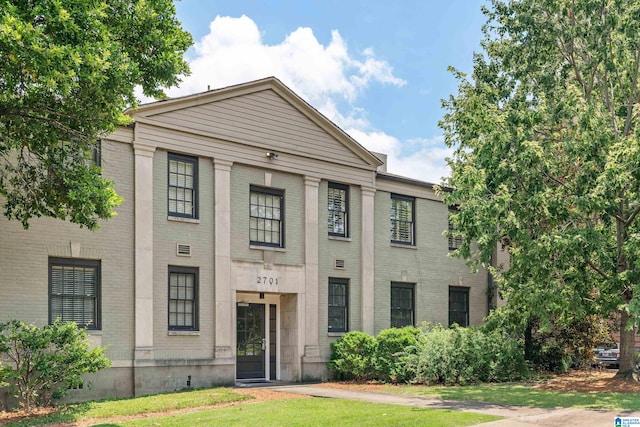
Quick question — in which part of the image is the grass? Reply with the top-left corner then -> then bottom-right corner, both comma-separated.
0,387 -> 500,427
100,399 -> 499,427
2,387 -> 250,427
380,383 -> 640,410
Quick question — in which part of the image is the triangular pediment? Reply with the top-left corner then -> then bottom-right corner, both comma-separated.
128,77 -> 382,170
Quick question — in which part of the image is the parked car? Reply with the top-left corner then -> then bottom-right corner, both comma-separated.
594,345 -> 619,368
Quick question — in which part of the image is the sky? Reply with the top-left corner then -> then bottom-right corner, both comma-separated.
162,0 -> 488,184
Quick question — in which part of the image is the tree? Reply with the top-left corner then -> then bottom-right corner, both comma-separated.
0,319 -> 111,411
0,0 -> 192,229
441,0 -> 640,380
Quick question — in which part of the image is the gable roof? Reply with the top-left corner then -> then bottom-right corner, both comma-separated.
127,77 -> 383,170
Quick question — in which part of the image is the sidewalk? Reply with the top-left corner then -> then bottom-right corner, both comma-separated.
267,384 -> 640,426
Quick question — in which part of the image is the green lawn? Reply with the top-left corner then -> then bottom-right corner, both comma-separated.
101,399 -> 499,427
1,388 -> 499,427
380,383 -> 640,410
2,388 -> 249,427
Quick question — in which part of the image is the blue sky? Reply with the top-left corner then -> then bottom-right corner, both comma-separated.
166,0 -> 488,183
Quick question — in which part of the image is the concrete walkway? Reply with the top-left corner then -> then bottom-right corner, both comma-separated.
267,384 -> 640,426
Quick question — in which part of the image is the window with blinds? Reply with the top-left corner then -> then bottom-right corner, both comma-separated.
448,206 -> 463,251
390,194 -> 415,245
49,258 -> 100,329
328,182 -> 349,237
168,153 -> 198,219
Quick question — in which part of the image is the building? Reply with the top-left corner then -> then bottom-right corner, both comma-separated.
0,77 -> 489,402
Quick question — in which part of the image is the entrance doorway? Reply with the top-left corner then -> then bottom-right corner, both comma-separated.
236,303 -> 265,379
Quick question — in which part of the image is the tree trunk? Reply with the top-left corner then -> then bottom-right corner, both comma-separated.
614,309 -> 639,381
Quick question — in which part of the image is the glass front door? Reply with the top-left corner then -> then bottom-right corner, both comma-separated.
236,303 -> 265,379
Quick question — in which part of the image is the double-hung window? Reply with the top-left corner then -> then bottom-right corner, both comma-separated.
49,258 -> 101,329
168,153 -> 198,219
328,278 -> 349,332
390,194 -> 415,245
448,206 -> 463,251
390,283 -> 415,328
168,266 -> 199,331
249,186 -> 284,247
328,182 -> 349,237
449,286 -> 469,327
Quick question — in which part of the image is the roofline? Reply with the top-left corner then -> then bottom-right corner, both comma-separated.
126,77 -> 383,168
376,172 -> 453,192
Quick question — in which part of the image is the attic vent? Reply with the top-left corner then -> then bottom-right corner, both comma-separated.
334,259 -> 345,270
176,244 -> 192,257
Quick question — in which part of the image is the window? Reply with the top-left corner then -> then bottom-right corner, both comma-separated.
91,139 -> 101,167
168,266 -> 198,331
49,258 -> 100,329
449,286 -> 469,327
328,182 -> 349,237
391,283 -> 415,328
328,278 -> 349,332
249,186 -> 284,247
390,194 -> 415,245
448,207 -> 463,251
168,153 -> 198,219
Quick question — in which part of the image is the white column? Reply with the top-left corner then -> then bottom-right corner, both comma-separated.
361,186 -> 376,335
303,176 -> 321,359
133,143 -> 156,359
214,159 -> 234,359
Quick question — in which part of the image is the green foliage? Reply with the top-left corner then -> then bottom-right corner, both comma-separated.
328,331 -> 377,381
328,326 -> 527,385
374,326 -> 419,383
0,0 -> 192,229
0,319 -> 111,411
440,0 -> 640,376
413,325 -> 528,385
482,308 -> 611,372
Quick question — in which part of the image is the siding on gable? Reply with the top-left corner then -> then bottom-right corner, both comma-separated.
144,90 -> 367,168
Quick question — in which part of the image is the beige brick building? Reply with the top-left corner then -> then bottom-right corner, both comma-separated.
0,77 -> 489,401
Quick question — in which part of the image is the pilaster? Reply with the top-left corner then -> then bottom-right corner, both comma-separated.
133,143 -> 156,359
303,176 -> 321,359
361,186 -> 376,335
213,159 -> 234,359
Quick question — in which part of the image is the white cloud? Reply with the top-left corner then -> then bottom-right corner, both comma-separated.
141,15 -> 449,182
165,15 -> 405,111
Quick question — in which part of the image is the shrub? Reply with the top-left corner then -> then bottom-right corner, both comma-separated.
0,319 -> 111,411
413,325 -> 528,385
375,326 -> 420,383
328,331 -> 377,381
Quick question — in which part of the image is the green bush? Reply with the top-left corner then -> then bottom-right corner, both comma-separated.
413,325 -> 528,385
375,326 -> 419,383
0,319 -> 111,411
328,331 -> 377,380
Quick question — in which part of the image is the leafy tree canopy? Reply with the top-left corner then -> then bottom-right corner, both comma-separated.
441,0 -> 640,379
0,0 -> 192,229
